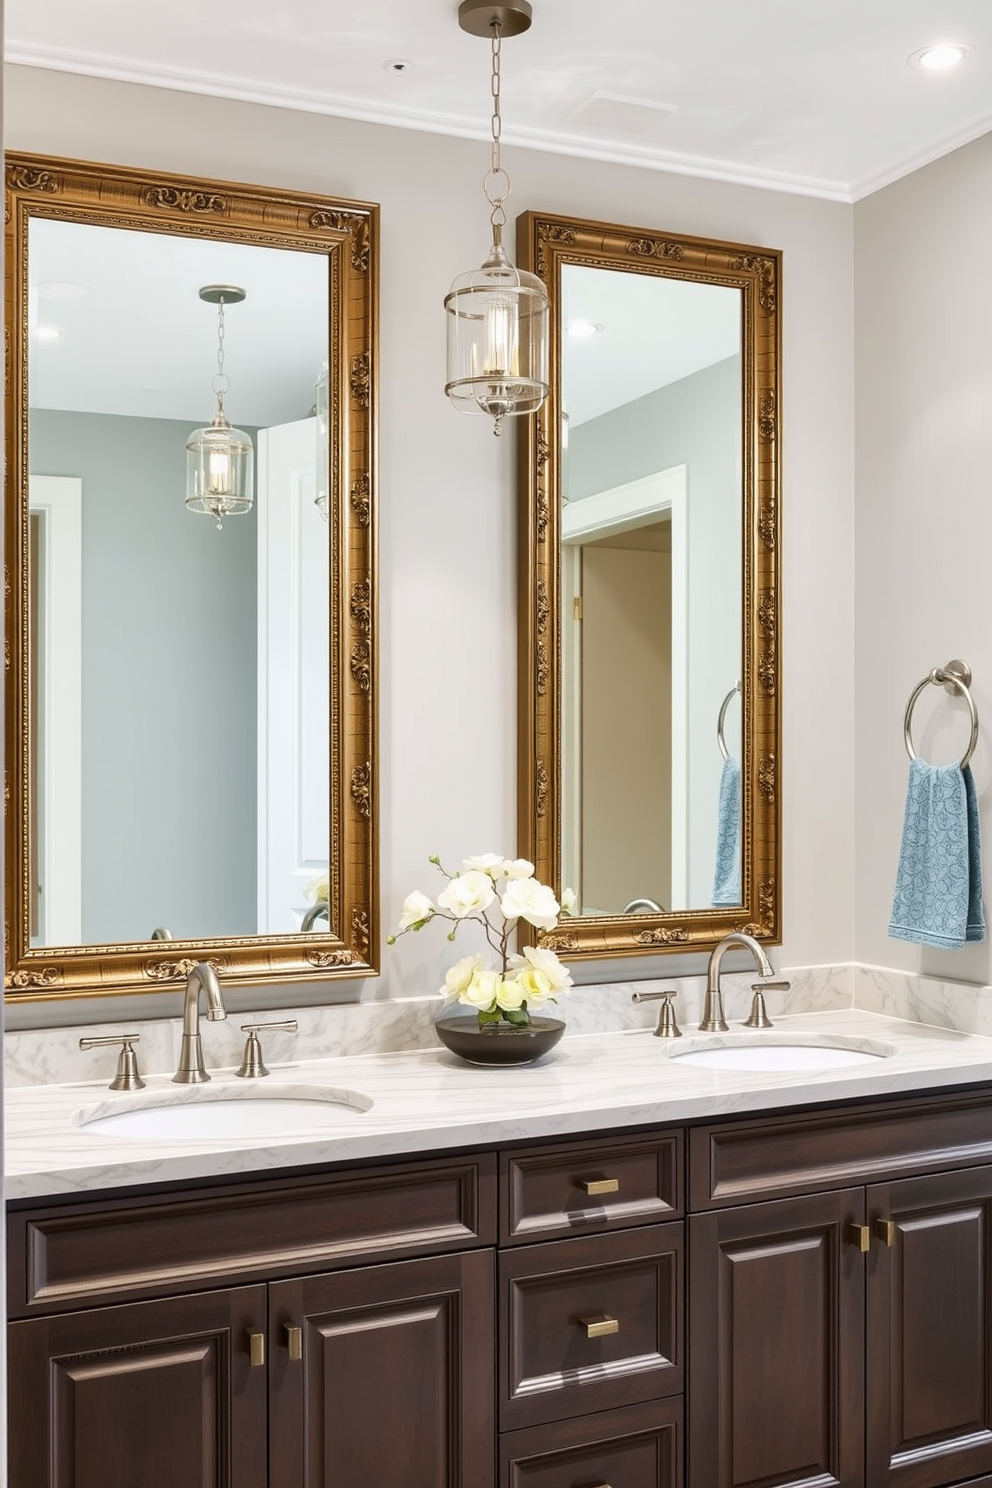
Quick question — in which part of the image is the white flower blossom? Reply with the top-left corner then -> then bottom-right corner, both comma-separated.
496,977 -> 527,1011
513,965 -> 553,1006
511,945 -> 573,994
437,870 -> 496,918
560,886 -> 578,917
500,876 -> 560,931
305,871 -> 330,904
462,853 -> 506,878
439,952 -> 489,1000
502,858 -> 535,880
397,890 -> 434,932
459,966 -> 502,1009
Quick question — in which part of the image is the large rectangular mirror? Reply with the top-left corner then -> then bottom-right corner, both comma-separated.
5,156 -> 378,1001
517,213 -> 780,960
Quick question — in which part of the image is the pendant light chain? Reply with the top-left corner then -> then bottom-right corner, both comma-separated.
212,297 -> 230,411
485,20 -> 510,240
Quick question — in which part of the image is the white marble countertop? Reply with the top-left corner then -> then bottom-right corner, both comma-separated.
7,1009 -> 992,1202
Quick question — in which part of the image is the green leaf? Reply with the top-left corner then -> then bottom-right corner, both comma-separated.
477,1007 -> 501,1027
502,1008 -> 531,1027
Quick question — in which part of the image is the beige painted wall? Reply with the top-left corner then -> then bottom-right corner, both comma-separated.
854,131 -> 992,980
581,544 -> 671,913
3,63 -> 857,1018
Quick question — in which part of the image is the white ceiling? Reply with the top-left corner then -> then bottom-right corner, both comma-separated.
6,0 -> 992,201
29,219 -> 328,426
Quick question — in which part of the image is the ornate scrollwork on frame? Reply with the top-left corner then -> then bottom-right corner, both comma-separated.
516,210 -> 781,961
352,906 -> 371,961
350,352 -> 371,411
627,236 -> 684,262
351,763 -> 372,821
5,154 -> 379,1001
144,186 -> 226,214
8,166 -> 59,194
309,210 -> 371,273
8,966 -> 61,989
351,472 -> 372,527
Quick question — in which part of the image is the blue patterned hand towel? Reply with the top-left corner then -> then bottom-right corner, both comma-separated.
888,759 -> 985,948
712,756 -> 742,906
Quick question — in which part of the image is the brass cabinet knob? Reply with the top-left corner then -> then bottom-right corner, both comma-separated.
849,1224 -> 871,1253
579,1314 -> 620,1339
285,1324 -> 303,1361
247,1331 -> 266,1367
578,1177 -> 620,1196
875,1218 -> 896,1247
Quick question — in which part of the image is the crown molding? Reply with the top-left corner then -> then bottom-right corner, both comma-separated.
5,44 -> 853,202
850,111 -> 992,201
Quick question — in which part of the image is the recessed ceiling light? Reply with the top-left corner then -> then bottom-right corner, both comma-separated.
384,58 -> 415,74
34,326 -> 62,341
567,321 -> 604,339
909,42 -> 972,71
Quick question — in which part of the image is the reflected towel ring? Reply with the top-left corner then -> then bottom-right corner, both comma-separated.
903,659 -> 979,769
717,681 -> 741,762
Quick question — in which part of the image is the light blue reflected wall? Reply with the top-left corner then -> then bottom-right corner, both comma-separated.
30,408 -> 257,943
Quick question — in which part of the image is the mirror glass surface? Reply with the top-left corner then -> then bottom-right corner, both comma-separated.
28,220 -> 330,947
560,264 -> 742,915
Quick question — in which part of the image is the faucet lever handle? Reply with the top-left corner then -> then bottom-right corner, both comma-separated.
236,1020 -> 299,1079
632,990 -> 682,1039
79,1034 -> 145,1091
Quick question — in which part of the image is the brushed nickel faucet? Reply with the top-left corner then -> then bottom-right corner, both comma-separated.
701,932 -> 775,1033
173,961 -> 227,1083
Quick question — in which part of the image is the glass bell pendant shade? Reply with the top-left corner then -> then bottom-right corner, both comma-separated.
445,240 -> 549,433
185,408 -> 254,529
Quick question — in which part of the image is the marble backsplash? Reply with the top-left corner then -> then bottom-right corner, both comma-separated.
4,962 -> 854,1088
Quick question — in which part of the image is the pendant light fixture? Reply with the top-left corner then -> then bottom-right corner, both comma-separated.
186,284 -> 254,529
444,0 -> 549,436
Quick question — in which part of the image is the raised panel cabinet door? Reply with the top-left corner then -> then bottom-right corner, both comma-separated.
8,1284 -> 269,1488
269,1248 -> 495,1488
866,1163 -> 992,1488
689,1188 -> 866,1488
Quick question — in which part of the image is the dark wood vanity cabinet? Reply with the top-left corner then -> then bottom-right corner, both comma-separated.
688,1091 -> 992,1488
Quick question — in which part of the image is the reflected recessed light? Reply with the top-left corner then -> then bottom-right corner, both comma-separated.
909,42 -> 972,71
34,326 -> 62,341
36,279 -> 91,301
567,321 -> 604,339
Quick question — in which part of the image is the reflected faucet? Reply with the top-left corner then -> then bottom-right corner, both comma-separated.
301,902 -> 329,932
701,932 -> 774,1033
622,898 -> 665,915
173,961 -> 227,1084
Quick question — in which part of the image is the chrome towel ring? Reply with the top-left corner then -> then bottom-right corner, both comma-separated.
903,658 -> 979,769
717,681 -> 740,762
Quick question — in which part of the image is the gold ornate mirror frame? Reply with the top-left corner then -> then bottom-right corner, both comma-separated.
517,211 -> 781,960
5,154 -> 378,1000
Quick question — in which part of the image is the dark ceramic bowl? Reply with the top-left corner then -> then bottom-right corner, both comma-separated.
434,1016 -> 566,1067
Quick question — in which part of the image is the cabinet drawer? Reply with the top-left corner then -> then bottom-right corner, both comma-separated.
500,1399 -> 682,1488
8,1153 -> 496,1316
500,1130 -> 682,1245
690,1088 -> 992,1209
500,1223 -> 683,1430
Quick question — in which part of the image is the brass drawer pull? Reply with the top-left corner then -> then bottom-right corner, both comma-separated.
578,1177 -> 620,1196
875,1218 -> 896,1247
850,1224 -> 871,1253
247,1331 -> 265,1367
285,1324 -> 303,1361
579,1314 -> 620,1338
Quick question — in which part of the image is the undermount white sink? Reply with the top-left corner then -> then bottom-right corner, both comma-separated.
75,1083 -> 373,1139
667,1036 -> 895,1073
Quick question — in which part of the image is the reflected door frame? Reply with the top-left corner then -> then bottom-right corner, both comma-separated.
28,474 -> 82,945
561,465 -> 687,910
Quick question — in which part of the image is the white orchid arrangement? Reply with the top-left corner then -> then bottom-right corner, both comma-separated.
389,854 -> 577,1029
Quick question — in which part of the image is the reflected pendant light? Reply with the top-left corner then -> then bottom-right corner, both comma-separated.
186,284 -> 254,529
444,0 -> 549,435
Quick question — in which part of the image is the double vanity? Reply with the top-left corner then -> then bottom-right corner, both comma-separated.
8,1003 -> 992,1488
